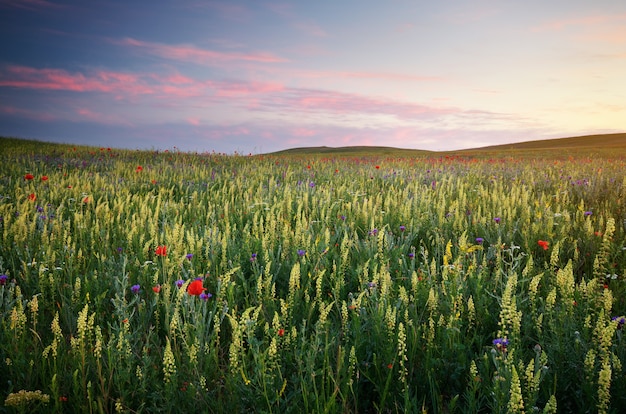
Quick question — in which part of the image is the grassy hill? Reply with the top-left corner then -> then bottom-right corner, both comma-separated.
269,145 -> 434,157
457,132 -> 626,155
270,132 -> 626,158
2,132 -> 626,158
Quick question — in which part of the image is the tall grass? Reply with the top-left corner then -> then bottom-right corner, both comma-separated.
1,138 -> 625,413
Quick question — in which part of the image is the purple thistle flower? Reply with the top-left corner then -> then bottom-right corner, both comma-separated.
475,237 -> 484,244
250,253 -> 257,262
175,279 -> 185,288
297,249 -> 306,257
199,292 -> 212,301
131,284 -> 140,294
399,225 -> 406,232
0,274 -> 7,285
186,253 -> 194,260
494,217 -> 501,224
584,211 -> 593,216
492,338 -> 509,349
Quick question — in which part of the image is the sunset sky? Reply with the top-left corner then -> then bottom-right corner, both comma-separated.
1,0 -> 625,153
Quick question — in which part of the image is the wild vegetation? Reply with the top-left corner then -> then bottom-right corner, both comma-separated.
1,136 -> 625,413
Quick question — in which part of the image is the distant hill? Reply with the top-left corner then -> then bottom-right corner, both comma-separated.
2,132 -> 625,157
460,132 -> 626,152
269,145 -> 433,157
268,132 -> 626,157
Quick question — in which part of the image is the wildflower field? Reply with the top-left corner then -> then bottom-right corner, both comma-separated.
1,137 -> 625,413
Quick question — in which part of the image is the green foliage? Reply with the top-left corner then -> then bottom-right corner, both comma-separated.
1,137 -> 625,412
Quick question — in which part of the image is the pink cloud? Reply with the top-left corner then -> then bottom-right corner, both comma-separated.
187,117 -> 201,126
117,37 -> 288,65
299,70 -> 443,83
0,65 -> 154,94
0,65 -> 218,99
262,88 -> 459,121
213,80 -> 284,97
291,127 -> 318,137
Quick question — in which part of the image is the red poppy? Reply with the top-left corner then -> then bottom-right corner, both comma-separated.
277,328 -> 285,337
375,165 -> 380,169
152,284 -> 161,294
28,193 -> 36,201
41,175 -> 49,181
187,279 -> 206,296
155,245 -> 167,256
135,165 -> 143,172
24,173 -> 34,180
82,197 -> 89,204
537,240 -> 549,250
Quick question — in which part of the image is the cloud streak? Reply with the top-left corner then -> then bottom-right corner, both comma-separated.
1,63 -> 526,137
116,37 -> 289,65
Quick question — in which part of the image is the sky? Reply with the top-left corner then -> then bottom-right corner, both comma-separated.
1,0 -> 625,154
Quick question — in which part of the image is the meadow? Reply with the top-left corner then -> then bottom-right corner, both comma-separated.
1,136 -> 625,413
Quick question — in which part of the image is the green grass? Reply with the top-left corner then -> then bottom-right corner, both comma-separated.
0,135 -> 625,413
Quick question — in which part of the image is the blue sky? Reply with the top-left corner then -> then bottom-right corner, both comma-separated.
1,0 -> 625,153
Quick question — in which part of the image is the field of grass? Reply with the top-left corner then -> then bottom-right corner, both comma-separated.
1,136 -> 625,413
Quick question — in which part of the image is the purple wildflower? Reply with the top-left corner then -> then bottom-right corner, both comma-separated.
0,274 -> 7,285
475,237 -> 484,244
175,279 -> 185,288
297,249 -> 306,257
199,292 -> 212,301
492,338 -> 509,350
131,284 -> 140,294
494,217 -> 501,224
186,253 -> 194,260
399,225 -> 406,232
